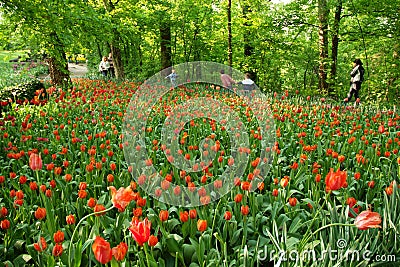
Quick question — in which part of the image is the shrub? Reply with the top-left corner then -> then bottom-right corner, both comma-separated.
0,79 -> 45,104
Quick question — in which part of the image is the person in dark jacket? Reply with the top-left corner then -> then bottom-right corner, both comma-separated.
345,58 -> 365,104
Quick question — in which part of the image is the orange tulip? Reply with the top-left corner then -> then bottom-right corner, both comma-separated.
354,210 -> 381,230
129,218 -> 151,246
197,219 -> 207,232
66,214 -> 75,225
148,235 -> 158,247
92,236 -> 112,264
29,153 -> 42,171
325,168 -> 347,192
109,186 -> 136,212
241,181 -> 250,191
112,241 -> 128,261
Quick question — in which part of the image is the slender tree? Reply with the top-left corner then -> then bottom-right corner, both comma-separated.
227,0 -> 233,67
102,0 -> 125,79
318,0 -> 329,93
160,18 -> 172,70
330,0 -> 342,93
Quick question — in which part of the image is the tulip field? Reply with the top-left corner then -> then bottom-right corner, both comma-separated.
0,78 -> 399,267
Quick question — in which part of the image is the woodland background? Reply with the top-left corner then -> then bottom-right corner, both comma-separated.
0,0 -> 399,103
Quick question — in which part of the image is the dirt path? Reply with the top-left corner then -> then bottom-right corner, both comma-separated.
68,63 -> 88,77
38,63 -> 88,80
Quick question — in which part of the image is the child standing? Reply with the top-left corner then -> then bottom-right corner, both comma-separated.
165,69 -> 178,87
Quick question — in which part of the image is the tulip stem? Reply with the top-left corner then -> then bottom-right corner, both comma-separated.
299,193 -> 330,250
301,223 -> 355,247
143,243 -> 151,267
68,206 -> 114,266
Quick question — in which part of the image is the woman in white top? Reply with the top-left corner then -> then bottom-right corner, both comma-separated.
345,58 -> 364,103
238,73 -> 255,98
99,56 -> 110,77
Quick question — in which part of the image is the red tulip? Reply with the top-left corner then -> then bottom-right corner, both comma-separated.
33,237 -> 47,252
0,219 -> 10,230
354,210 -> 381,230
272,188 -> 279,197
92,236 -> 112,264
133,207 -> 143,217
52,243 -> 63,257
367,180 -> 375,188
159,210 -> 169,222
325,168 -> 347,192
179,211 -> 189,223
53,230 -> 64,243
112,241 -> 128,261
189,209 -> 197,219
241,205 -> 250,215
29,153 -> 42,171
109,186 -> 136,212
234,193 -> 243,203
34,207 -> 46,220
224,211 -> 232,221
87,197 -> 97,208
0,207 -> 8,217
288,197 -> 297,207
129,218 -> 151,246
94,204 -> 106,216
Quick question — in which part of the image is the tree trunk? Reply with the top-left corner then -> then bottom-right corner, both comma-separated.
102,0 -> 125,79
330,0 -> 342,94
48,32 -> 70,87
243,5 -> 253,58
111,43 -> 124,79
47,57 -> 70,87
227,0 -> 232,67
160,19 -> 172,70
318,0 -> 329,93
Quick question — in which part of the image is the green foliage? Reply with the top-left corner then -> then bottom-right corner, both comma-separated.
1,0 -> 399,103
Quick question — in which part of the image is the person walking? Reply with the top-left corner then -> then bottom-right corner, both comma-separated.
108,53 -> 115,78
99,56 -> 110,77
345,58 -> 365,104
220,69 -> 235,89
238,73 -> 255,98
